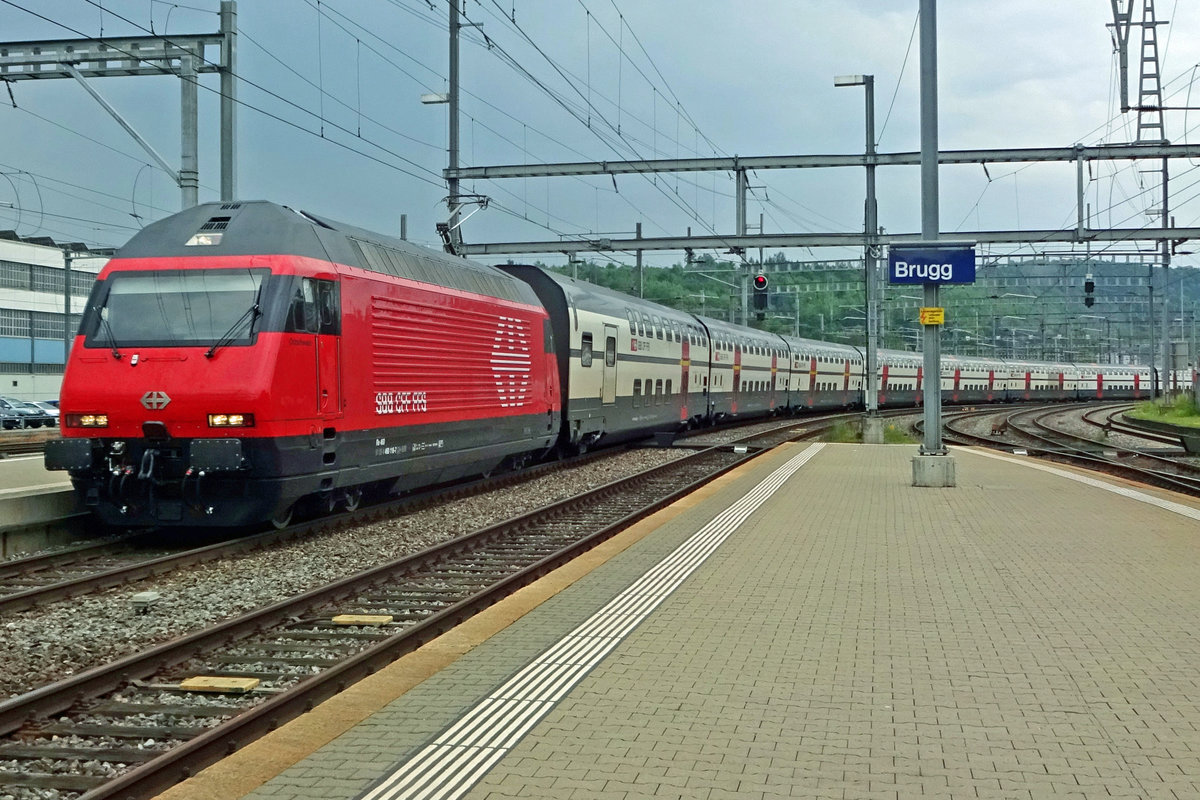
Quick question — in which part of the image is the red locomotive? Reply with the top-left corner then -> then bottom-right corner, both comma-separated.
46,202 -> 559,527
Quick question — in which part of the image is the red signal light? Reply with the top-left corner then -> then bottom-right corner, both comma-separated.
753,274 -> 768,291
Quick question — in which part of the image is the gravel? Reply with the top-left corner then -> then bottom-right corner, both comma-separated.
0,447 -> 684,700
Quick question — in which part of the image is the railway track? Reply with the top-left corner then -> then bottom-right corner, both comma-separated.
941,403 -> 1200,496
0,430 -> 55,458
0,446 -> 626,614
0,418 -> 832,799
1079,404 -> 1183,446
0,409 -> 860,616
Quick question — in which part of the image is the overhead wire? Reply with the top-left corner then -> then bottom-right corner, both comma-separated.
239,27 -> 444,152
0,163 -> 176,233
469,1 -> 750,257
15,0 -> 450,189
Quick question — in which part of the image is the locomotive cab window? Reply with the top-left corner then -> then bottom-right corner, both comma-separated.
83,267 -> 269,349
285,278 -> 340,335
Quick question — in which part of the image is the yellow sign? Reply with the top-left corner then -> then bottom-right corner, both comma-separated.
919,307 -> 945,326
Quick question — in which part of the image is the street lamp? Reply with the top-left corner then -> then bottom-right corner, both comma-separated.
835,73 -> 879,416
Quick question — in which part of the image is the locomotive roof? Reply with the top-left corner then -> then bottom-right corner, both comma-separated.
115,200 -> 537,305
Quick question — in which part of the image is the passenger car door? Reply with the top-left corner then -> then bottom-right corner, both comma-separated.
601,324 -> 617,405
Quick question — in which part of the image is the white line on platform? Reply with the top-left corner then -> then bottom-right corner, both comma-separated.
969,447 -> 1200,522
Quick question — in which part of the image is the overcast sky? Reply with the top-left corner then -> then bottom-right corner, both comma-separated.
2,0 -> 1200,269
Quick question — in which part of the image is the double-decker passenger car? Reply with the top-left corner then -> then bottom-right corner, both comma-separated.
498,265 -> 697,453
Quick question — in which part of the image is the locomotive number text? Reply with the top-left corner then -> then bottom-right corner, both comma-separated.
375,390 -> 428,415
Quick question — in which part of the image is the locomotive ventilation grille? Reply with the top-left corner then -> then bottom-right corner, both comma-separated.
198,215 -> 232,232
371,296 -> 533,413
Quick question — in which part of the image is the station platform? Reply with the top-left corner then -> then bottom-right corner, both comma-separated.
157,443 -> 1200,800
0,454 -> 77,555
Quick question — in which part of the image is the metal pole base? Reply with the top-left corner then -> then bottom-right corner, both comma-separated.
912,454 -> 956,487
862,415 -> 885,444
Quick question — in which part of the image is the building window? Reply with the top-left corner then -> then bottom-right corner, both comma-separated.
31,312 -> 64,339
0,308 -> 30,337
71,271 -> 97,297
0,260 -> 29,290
31,265 -> 62,293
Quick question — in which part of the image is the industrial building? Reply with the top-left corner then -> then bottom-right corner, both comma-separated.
0,232 -> 107,400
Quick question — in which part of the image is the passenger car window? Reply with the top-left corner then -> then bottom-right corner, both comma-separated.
581,332 -> 593,367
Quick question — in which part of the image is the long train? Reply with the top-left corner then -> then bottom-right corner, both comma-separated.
44,201 -> 1187,528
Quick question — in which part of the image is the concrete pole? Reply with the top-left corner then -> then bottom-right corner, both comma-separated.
636,221 -> 643,298
1161,156 -> 1171,391
1148,262 -> 1157,393
912,0 -> 954,486
736,168 -> 748,324
864,76 -> 879,416
180,51 -> 199,208
447,1 -> 462,247
919,0 -> 944,456
219,1 -> 238,201
62,249 -> 72,365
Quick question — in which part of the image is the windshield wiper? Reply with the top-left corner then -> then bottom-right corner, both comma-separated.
96,310 -> 122,360
205,301 -> 261,359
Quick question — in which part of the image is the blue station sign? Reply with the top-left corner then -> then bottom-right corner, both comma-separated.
887,246 -> 976,285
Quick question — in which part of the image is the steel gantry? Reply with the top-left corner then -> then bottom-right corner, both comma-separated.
449,142 -> 1200,258
0,1 -> 238,207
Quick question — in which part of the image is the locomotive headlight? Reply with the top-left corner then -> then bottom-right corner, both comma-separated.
208,413 -> 254,427
67,414 -> 109,428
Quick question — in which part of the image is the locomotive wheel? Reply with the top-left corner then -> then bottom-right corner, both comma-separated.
343,487 -> 363,512
270,504 -> 295,530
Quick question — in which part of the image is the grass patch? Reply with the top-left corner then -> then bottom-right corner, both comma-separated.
821,420 -> 918,444
1127,392 -> 1200,428
882,423 -> 917,444
823,421 -> 860,443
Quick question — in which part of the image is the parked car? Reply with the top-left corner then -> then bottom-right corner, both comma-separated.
0,407 -> 22,430
28,401 -> 60,425
0,397 -> 51,428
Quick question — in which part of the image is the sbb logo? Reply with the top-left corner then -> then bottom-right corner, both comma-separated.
893,261 -> 955,281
